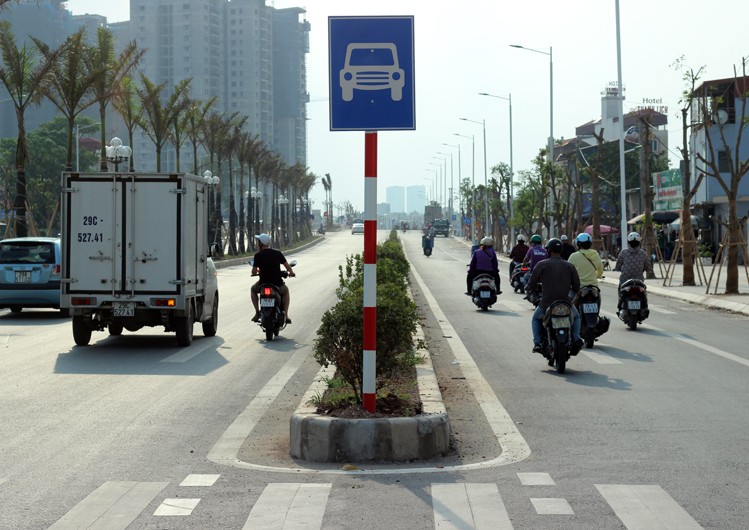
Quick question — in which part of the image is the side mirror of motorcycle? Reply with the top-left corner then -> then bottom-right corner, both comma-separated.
289,260 -> 297,267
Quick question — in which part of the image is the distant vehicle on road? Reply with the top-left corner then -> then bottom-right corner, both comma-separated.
351,221 -> 365,235
0,237 -> 63,313
432,219 -> 450,237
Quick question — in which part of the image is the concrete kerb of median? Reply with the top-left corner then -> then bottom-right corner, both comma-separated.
212,235 -> 326,270
289,302 -> 451,463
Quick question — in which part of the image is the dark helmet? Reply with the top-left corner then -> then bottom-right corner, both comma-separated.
545,238 -> 563,254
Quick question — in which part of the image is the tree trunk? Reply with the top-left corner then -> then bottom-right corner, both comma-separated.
725,199 -> 740,294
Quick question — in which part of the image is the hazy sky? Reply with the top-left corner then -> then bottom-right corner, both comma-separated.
64,0 -> 748,214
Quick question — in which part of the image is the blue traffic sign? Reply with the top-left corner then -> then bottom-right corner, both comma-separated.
329,16 -> 415,131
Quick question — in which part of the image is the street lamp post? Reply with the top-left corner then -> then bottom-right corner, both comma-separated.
615,0 -> 628,242
442,142 -> 461,236
454,132 -> 476,244
510,44 -> 554,237
250,186 -> 263,247
105,137 -> 132,173
460,118 -> 489,240
75,122 -> 101,172
479,92 -> 514,248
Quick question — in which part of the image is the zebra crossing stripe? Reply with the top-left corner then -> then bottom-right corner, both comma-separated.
154,498 -> 200,516
530,498 -> 574,515
48,481 -> 168,530
243,483 -> 331,529
432,483 -> 513,529
595,484 -> 703,529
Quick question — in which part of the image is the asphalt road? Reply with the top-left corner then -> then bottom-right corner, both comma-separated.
1,230 -> 747,529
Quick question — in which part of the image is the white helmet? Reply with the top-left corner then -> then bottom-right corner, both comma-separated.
517,234 -> 526,242
627,232 -> 641,242
255,233 -> 271,246
480,236 -> 494,247
560,234 -> 568,241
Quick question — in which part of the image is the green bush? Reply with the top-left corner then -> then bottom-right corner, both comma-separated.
314,236 -> 419,405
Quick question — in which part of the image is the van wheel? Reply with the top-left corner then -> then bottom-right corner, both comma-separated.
175,305 -> 194,346
72,316 -> 92,346
202,293 -> 219,337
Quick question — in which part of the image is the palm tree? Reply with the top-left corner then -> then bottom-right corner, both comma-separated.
0,20 -> 64,237
37,28 -> 102,171
247,140 -> 270,248
223,115 -> 248,255
112,76 -> 142,172
86,27 -> 143,171
234,130 -> 262,252
322,174 -> 330,227
137,74 -> 191,171
184,96 -> 215,174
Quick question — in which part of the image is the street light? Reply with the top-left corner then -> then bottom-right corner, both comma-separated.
105,137 -> 131,173
510,43 -> 554,237
460,117 -> 489,240
437,151 -> 451,218
278,193 -> 289,246
75,122 -> 100,172
442,142 -> 461,235
454,132 -> 476,244
423,173 -> 435,203
250,185 -> 263,243
433,154 -> 448,211
479,92 -> 514,247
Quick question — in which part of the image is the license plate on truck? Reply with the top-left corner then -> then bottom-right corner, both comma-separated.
113,302 -> 134,317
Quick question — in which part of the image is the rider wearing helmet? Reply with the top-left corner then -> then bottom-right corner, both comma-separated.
521,234 -> 549,286
467,236 -> 501,295
527,238 -> 583,355
559,234 -> 576,261
614,232 -> 652,287
508,234 -> 530,277
568,232 -> 604,288
250,233 -> 296,323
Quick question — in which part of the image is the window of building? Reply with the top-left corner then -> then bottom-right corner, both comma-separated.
717,150 -> 730,173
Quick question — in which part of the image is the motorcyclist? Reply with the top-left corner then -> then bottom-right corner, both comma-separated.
250,233 -> 295,324
508,234 -> 529,277
466,236 -> 501,295
560,234 -> 576,261
422,224 -> 435,256
568,232 -> 604,290
527,238 -> 583,355
614,232 -> 652,287
521,234 -> 548,286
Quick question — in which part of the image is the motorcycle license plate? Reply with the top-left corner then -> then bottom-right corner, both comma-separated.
628,301 -> 641,310
480,291 -> 491,298
582,303 -> 598,313
260,298 -> 275,307
551,316 -> 570,329
113,302 -> 134,317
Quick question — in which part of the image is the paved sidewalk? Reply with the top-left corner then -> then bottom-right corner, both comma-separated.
457,237 -> 749,317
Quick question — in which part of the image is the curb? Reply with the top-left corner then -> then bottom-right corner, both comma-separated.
289,312 -> 450,463
212,235 -> 326,270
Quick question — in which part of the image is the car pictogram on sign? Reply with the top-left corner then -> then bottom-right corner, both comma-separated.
339,42 -> 405,102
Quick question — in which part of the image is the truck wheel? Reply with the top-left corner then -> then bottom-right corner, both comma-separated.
72,316 -> 92,346
108,322 -> 124,336
201,293 -> 219,337
175,306 -> 194,346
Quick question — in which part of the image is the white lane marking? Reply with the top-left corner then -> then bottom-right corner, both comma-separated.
49,481 -> 168,530
648,304 -> 677,314
410,265 -> 532,468
179,473 -> 220,487
207,347 -> 309,464
596,484 -> 703,529
154,498 -> 201,516
161,341 -> 215,363
432,483 -> 513,529
530,498 -> 574,515
581,348 -> 623,365
243,483 -> 331,530
498,299 -> 527,313
517,472 -> 556,486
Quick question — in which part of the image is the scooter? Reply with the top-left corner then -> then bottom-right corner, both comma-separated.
510,261 -> 529,293
575,285 -> 610,348
617,278 -> 649,330
542,299 -> 575,374
254,260 -> 296,341
422,235 -> 433,257
470,273 -> 498,311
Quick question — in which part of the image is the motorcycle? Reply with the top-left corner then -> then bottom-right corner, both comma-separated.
470,273 -> 498,311
254,260 -> 296,341
316,225 -> 326,235
510,261 -> 529,293
422,235 -> 433,257
617,278 -> 649,330
575,285 -> 610,348
526,286 -> 575,374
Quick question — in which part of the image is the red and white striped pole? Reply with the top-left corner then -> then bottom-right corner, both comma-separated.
362,131 -> 378,413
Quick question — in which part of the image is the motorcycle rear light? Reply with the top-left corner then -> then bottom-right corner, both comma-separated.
263,287 -> 273,296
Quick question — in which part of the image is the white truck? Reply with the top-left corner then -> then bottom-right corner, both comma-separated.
60,171 -> 219,346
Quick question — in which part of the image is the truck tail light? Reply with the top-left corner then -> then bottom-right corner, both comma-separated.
71,297 -> 96,306
152,298 -> 176,307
